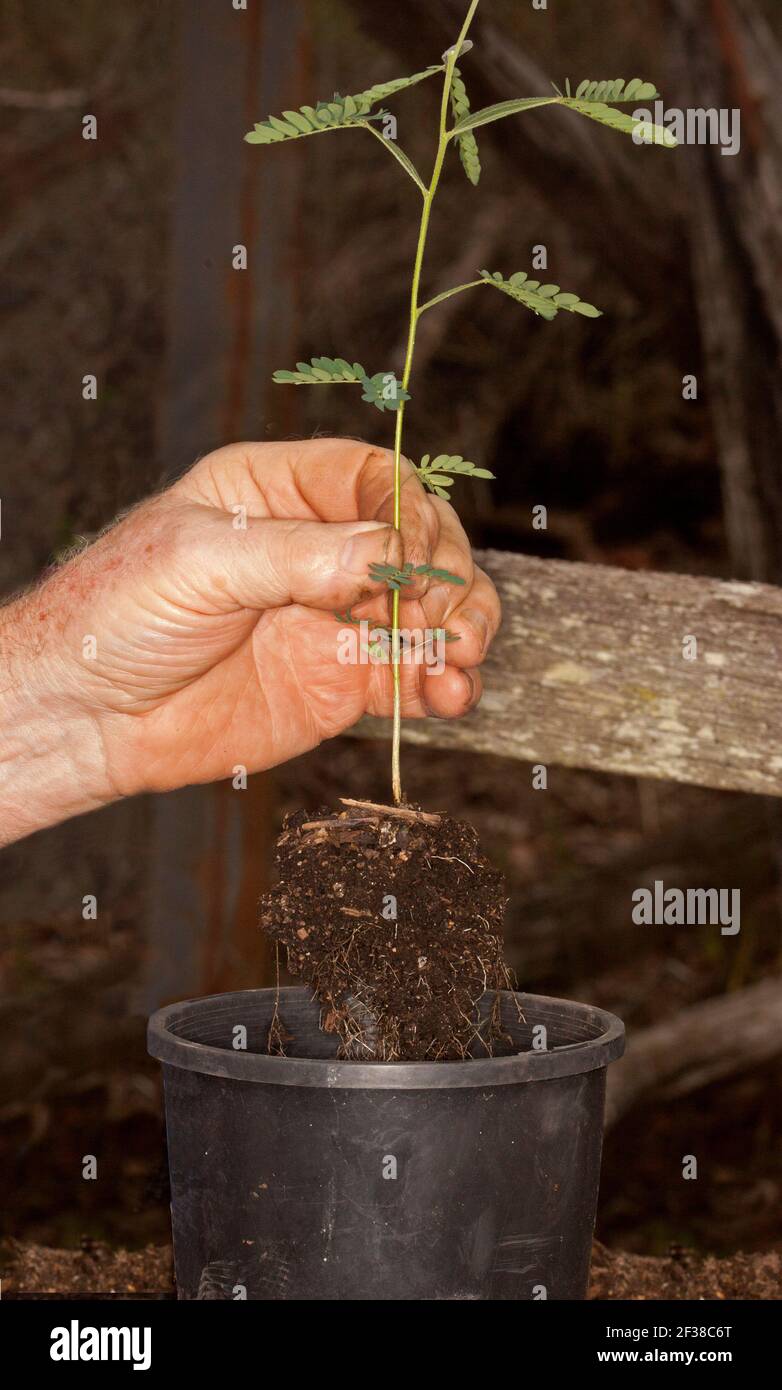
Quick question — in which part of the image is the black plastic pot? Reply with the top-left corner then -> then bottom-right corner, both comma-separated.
148,986 -> 624,1301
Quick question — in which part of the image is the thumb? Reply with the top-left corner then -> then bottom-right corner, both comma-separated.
200,515 -> 402,612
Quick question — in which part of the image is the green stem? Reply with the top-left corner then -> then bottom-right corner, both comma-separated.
389,0 -> 480,805
362,122 -> 428,196
418,278 -> 485,316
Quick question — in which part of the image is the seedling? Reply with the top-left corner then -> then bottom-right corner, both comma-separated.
246,0 -> 676,805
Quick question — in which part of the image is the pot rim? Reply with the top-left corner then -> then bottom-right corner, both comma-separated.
148,987 -> 625,1090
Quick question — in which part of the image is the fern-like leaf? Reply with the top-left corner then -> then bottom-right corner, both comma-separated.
559,98 -> 676,146
272,357 -> 366,385
480,270 -> 602,321
416,453 -> 495,498
368,562 -> 466,591
272,358 -> 409,414
449,67 -> 481,186
354,65 -> 444,107
246,66 -> 443,145
414,564 -> 466,585
246,96 -> 366,145
451,82 -> 676,148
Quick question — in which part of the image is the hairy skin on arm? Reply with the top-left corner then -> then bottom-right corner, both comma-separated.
0,439 -> 500,846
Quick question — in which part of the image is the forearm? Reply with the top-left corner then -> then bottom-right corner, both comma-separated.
0,593 -> 115,846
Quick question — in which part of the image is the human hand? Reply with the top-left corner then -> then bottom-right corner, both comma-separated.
0,439 -> 500,841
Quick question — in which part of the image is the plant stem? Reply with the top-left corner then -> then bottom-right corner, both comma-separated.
362,122 -> 428,196
418,278 -> 485,316
389,0 -> 480,805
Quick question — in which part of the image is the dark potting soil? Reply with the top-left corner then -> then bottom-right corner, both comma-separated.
258,801 -> 511,1061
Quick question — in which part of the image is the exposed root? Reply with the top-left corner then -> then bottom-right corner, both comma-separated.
259,806 -> 509,1061
266,944 -> 290,1056
339,797 -> 442,824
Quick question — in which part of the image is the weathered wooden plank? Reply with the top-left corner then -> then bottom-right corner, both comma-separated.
352,550 -> 782,797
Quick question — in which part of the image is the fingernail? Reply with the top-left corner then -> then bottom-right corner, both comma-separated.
340,522 -> 391,576
462,670 -> 476,705
462,607 -> 489,655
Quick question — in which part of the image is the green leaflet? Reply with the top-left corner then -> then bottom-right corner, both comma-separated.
354,64 -> 444,107
415,453 -> 495,499
451,86 -> 677,148
368,562 -> 415,592
369,562 -> 466,591
480,270 -> 602,321
360,372 -> 411,413
450,66 -> 481,186
458,133 -> 481,185
272,357 -> 366,385
246,96 -> 367,144
272,358 -> 410,414
414,564 -> 466,585
560,98 -> 677,146
332,612 -> 460,658
572,78 -> 659,103
246,65 -> 443,145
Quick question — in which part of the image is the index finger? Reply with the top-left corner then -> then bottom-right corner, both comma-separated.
180,438 -> 442,596
290,439 -> 440,599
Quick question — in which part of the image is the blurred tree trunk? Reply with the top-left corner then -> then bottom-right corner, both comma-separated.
143,0 -> 310,1008
667,0 -> 782,918
668,0 -> 782,583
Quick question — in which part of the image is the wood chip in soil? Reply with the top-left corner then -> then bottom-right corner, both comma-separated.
259,805 -> 511,1061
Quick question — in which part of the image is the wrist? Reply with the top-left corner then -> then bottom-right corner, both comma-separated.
0,594 -> 117,846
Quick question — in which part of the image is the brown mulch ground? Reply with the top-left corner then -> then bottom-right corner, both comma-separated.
0,1240 -> 173,1297
588,1242 -> 781,1300
1,1239 -> 779,1299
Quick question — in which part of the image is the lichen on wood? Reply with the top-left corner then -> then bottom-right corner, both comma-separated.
351,550 -> 782,797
